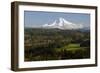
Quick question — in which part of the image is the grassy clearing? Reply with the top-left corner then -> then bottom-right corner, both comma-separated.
67,43 -> 81,51
55,43 -> 87,52
67,44 -> 80,48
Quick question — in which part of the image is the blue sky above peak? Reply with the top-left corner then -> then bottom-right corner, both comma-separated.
24,11 -> 90,28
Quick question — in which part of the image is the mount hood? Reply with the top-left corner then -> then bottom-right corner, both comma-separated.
42,17 -> 84,30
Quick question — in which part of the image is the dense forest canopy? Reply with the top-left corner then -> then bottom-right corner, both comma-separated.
24,28 -> 90,61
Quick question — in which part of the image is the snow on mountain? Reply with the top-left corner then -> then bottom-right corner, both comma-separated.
42,17 -> 84,30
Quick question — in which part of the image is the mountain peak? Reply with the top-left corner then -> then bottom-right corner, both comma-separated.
42,17 -> 84,30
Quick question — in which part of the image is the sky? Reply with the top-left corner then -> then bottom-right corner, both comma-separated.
24,11 -> 90,28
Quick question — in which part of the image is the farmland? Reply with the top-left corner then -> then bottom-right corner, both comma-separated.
24,28 -> 90,61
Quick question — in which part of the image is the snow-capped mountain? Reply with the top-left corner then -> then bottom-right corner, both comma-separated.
42,17 -> 84,30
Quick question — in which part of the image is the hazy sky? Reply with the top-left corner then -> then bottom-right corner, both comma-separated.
24,11 -> 90,28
